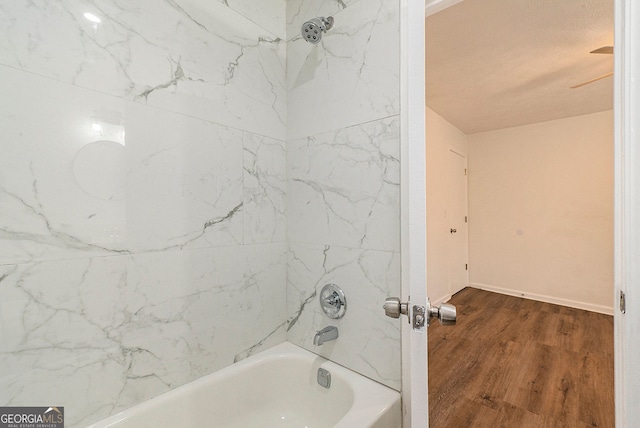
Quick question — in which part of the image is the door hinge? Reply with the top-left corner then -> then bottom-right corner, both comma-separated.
620,290 -> 626,314
465,263 -> 468,271
465,216 -> 468,223
464,168 -> 467,176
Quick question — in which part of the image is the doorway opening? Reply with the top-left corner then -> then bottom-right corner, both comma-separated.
424,0 -> 615,426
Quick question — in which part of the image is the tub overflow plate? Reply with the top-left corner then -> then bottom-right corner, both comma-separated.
317,368 -> 331,389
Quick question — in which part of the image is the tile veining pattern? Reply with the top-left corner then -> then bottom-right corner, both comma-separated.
0,0 -> 286,426
285,0 -> 401,391
0,0 -> 401,424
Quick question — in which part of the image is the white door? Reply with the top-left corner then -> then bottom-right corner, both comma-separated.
399,0 -> 428,426
447,150 -> 468,295
399,1 -> 463,427
613,0 -> 640,425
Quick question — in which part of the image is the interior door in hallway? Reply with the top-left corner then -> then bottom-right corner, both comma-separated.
448,149 -> 468,295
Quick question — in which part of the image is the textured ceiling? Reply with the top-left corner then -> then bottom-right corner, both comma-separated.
426,0 -> 614,134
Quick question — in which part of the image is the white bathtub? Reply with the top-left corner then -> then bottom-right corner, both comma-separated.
88,342 -> 401,428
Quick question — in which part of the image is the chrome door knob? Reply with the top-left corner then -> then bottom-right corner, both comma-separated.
438,303 -> 457,325
427,301 -> 457,326
383,297 -> 408,319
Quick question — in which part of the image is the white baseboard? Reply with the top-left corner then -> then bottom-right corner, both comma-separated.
431,293 -> 452,307
468,282 -> 614,315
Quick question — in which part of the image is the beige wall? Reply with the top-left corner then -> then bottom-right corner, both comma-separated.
467,110 -> 614,313
426,107 -> 468,304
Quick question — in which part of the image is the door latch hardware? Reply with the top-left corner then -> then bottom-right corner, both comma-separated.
413,305 -> 426,330
620,290 -> 626,314
384,297 -> 457,329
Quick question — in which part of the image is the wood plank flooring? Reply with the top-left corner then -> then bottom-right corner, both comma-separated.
428,287 -> 614,428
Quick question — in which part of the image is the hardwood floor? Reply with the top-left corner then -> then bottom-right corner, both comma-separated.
428,288 -> 614,428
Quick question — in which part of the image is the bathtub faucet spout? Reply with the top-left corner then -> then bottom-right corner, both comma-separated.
313,326 -> 338,346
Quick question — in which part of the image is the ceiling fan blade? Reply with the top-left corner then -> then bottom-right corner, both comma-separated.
590,46 -> 614,54
570,72 -> 614,89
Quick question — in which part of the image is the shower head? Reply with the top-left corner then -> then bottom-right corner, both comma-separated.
301,16 -> 334,44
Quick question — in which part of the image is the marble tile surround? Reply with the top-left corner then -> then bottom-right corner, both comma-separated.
287,0 -> 400,139
0,63 -> 288,427
0,0 -> 403,425
285,113 -> 401,390
0,0 -> 286,140
288,116 -> 400,252
0,66 -> 287,264
0,243 -> 286,427
244,134 -> 287,244
286,243 -> 401,390
284,0 -> 401,392
0,0 -> 290,420
222,0 -> 287,39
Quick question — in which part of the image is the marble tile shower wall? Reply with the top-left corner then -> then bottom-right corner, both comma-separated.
0,1 -> 287,427
285,0 -> 401,390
